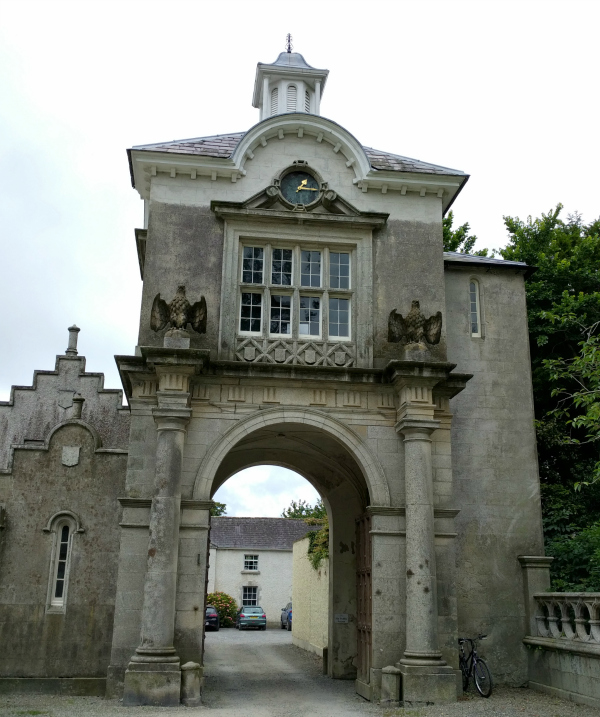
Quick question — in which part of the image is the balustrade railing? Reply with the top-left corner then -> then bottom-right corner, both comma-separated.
533,592 -> 600,643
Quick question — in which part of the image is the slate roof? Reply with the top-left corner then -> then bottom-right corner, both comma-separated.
131,132 -> 466,177
443,252 -> 528,269
210,517 -> 317,550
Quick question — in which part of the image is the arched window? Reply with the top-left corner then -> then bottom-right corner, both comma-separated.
286,84 -> 297,112
44,510 -> 82,612
469,280 -> 482,337
270,88 -> 279,116
304,89 -> 311,113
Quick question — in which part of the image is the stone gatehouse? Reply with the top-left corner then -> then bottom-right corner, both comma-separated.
0,46 -> 546,706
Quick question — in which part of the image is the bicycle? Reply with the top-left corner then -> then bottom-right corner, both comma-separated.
458,634 -> 493,697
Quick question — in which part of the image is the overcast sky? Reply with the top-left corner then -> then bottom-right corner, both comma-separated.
1,0 -> 597,515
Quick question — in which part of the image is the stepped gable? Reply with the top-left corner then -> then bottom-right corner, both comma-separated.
0,328 -> 129,473
210,516 -> 319,551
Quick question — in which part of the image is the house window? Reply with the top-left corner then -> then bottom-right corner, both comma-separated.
271,248 -> 292,285
329,297 -> 350,339
270,295 -> 292,335
299,296 -> 320,336
242,246 -> 264,284
243,586 -> 258,605
240,292 -> 262,333
238,243 -> 353,341
330,252 -> 350,289
301,250 -> 321,287
244,554 -> 258,571
45,514 -> 79,612
286,84 -> 297,112
270,87 -> 279,116
469,280 -> 481,337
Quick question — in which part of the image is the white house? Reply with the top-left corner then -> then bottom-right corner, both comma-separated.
207,517 -> 314,626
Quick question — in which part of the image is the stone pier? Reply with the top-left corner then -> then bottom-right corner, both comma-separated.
122,363 -> 195,706
389,362 -> 464,705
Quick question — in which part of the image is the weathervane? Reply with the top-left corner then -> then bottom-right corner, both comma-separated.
285,33 -> 293,53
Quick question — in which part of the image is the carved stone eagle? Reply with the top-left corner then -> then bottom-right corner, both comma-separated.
388,300 -> 442,345
151,286 -> 207,334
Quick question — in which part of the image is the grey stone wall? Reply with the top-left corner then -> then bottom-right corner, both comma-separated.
444,265 -> 544,684
0,422 -> 127,677
0,341 -> 129,682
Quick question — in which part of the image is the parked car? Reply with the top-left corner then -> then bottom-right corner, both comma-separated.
236,606 -> 266,630
281,602 -> 292,631
205,605 -> 220,631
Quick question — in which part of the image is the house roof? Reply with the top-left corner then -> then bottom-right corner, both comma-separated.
131,132 -> 466,178
210,517 -> 317,550
443,251 -> 535,278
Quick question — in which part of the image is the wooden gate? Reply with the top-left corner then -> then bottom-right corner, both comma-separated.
356,513 -> 372,685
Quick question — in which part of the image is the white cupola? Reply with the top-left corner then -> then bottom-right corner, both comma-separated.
252,44 -> 329,120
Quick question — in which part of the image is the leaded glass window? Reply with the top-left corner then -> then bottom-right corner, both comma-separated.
469,281 -> 481,337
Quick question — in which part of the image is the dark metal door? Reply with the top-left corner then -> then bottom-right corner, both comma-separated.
356,513 -> 372,684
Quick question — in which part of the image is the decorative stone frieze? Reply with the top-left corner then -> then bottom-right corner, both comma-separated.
235,337 -> 355,367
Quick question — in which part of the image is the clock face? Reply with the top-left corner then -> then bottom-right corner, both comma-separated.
280,171 -> 320,205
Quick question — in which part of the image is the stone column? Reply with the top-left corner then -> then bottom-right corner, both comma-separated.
123,366 -> 194,706
394,374 -> 456,705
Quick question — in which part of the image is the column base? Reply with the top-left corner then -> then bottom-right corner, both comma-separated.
122,661 -> 181,707
398,663 -> 457,705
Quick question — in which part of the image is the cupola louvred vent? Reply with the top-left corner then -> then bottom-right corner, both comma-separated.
305,90 -> 310,112
287,85 -> 297,112
271,88 -> 279,116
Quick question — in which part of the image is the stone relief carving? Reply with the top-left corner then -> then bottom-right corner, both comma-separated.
235,338 -> 355,367
151,286 -> 207,335
388,300 -> 442,345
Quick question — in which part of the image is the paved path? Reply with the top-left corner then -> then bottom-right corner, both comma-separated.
1,628 -> 599,716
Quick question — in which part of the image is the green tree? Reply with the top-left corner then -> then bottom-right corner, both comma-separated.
210,501 -> 227,517
281,498 -> 326,521
442,210 -> 492,256
499,204 -> 600,589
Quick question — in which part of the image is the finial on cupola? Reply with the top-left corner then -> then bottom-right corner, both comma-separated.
285,33 -> 293,53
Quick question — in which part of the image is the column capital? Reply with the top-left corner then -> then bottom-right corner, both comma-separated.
153,407 -> 192,431
396,417 -> 440,437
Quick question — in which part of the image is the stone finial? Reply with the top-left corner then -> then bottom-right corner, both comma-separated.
72,393 -> 85,419
66,325 -> 81,355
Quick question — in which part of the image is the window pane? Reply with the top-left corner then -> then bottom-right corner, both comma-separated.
240,293 -> 262,332
329,298 -> 350,338
241,247 -> 263,284
299,296 -> 320,336
271,248 -> 292,286
301,250 -> 321,287
54,580 -> 64,598
243,586 -> 258,606
270,295 -> 291,335
244,554 -> 258,570
469,282 -> 480,335
330,252 -> 350,289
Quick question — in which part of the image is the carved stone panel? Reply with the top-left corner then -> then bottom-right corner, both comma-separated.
235,338 -> 355,367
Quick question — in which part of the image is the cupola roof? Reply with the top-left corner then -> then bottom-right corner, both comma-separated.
271,51 -> 315,69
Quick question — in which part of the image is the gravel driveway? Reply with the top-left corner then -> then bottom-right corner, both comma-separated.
1,628 -> 599,716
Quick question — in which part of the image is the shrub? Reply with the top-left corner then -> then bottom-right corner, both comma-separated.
206,591 -> 238,628
307,516 -> 329,570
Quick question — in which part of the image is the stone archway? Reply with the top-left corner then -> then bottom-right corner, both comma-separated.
195,407 -> 389,683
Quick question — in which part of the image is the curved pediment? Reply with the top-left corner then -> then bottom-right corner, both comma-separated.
231,114 -> 372,181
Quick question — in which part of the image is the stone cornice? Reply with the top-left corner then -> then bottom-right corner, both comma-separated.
211,203 -> 388,229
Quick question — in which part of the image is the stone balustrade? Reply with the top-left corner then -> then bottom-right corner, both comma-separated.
533,592 -> 600,643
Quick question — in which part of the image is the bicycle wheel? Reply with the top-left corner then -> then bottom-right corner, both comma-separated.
459,658 -> 469,691
473,658 -> 493,697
